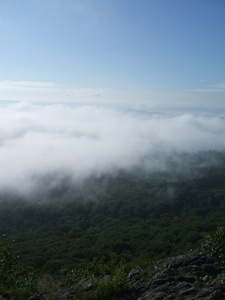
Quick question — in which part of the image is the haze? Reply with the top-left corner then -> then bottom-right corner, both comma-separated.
0,102 -> 224,196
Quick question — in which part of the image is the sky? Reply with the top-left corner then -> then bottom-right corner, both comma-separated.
0,0 -> 225,108
0,0 -> 225,196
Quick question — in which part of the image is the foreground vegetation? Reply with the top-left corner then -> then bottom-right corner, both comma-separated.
0,151 -> 225,298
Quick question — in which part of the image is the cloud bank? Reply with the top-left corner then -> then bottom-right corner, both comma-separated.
0,102 -> 225,197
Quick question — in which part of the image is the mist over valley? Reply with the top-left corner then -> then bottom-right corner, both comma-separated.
1,102 -> 225,200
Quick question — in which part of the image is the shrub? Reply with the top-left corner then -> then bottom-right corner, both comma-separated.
36,274 -> 65,300
195,226 -> 225,263
78,268 -> 127,300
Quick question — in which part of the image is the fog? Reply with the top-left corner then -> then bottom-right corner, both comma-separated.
1,102 -> 225,197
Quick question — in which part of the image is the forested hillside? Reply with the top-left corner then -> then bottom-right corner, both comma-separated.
0,151 -> 225,274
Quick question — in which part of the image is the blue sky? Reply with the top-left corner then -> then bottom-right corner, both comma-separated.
0,0 -> 225,108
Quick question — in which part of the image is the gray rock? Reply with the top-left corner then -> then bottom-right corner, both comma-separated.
25,296 -> 46,300
74,277 -> 93,292
0,294 -> 16,300
113,254 -> 225,300
127,266 -> 142,279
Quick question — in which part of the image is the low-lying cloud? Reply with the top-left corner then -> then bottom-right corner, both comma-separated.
0,102 -> 225,197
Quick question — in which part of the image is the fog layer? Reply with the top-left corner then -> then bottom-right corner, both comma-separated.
1,102 -> 225,196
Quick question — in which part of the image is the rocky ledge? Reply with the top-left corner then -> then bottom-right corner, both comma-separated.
1,254 -> 225,300
114,254 -> 225,300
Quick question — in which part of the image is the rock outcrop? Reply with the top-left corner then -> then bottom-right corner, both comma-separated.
1,254 -> 225,300
113,254 -> 225,300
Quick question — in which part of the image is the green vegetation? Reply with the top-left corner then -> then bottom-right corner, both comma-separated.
0,235 -> 35,299
195,226 -> 225,264
0,151 -> 225,298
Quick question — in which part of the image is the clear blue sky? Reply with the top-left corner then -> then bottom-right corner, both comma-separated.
0,0 -> 225,108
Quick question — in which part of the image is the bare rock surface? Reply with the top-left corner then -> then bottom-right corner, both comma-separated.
113,254 -> 225,300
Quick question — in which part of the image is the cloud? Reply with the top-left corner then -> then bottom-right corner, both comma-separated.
1,80 -> 225,110
0,80 -> 60,88
214,81 -> 225,90
0,81 -> 60,88
0,102 -> 225,197
0,80 -> 107,104
192,81 -> 225,93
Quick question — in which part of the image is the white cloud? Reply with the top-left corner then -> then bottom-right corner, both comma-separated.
0,80 -> 108,104
0,102 -> 225,196
192,81 -> 225,93
214,81 -> 225,89
0,80 -> 60,88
